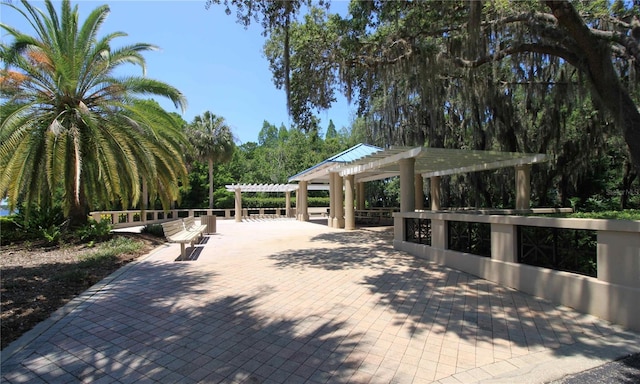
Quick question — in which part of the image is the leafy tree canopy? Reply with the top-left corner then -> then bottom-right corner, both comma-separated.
209,0 -> 639,209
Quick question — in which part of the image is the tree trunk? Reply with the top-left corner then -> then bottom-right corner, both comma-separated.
621,160 -> 637,209
67,190 -> 89,228
545,1 -> 640,175
467,0 -> 483,58
209,158 -> 215,210
67,133 -> 88,228
142,179 -> 148,214
284,11 -> 291,114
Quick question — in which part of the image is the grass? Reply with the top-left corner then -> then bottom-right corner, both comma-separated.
55,237 -> 144,284
1,233 -> 161,350
87,236 -> 144,260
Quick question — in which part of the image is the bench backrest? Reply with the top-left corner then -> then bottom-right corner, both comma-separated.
161,220 -> 185,238
183,217 -> 195,229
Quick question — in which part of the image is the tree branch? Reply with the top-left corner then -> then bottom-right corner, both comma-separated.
545,0 -> 640,175
590,29 -> 640,63
447,43 -> 584,71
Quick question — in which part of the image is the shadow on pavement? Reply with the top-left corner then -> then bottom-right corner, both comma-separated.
1,260 -> 363,383
270,227 -> 639,365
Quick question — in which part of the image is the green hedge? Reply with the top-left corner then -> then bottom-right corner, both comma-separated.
211,193 -> 330,209
308,197 -> 331,207
566,209 -> 640,221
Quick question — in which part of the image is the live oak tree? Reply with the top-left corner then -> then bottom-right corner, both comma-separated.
210,0 -> 639,208
0,0 -> 189,227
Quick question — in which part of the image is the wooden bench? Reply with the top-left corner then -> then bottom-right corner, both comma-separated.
355,209 -> 396,226
161,219 -> 204,261
183,216 -> 207,234
308,207 -> 329,217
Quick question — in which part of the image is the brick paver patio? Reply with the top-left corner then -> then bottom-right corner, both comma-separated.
2,219 -> 639,383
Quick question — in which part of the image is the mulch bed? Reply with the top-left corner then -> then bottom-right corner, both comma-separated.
0,233 -> 163,350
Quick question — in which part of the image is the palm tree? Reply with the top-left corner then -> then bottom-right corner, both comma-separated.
0,0 -> 189,227
187,112 -> 235,209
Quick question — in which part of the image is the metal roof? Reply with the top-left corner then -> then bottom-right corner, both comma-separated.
337,146 -> 548,182
288,143 -> 383,182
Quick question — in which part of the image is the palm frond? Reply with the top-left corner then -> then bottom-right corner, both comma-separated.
1,0 -> 189,223
120,77 -> 188,112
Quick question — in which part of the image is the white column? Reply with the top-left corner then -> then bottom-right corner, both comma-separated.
431,176 -> 441,211
491,223 -> 518,262
598,231 -> 640,287
399,158 -> 415,212
515,164 -> 531,210
299,180 -> 309,221
415,174 -> 424,210
285,191 -> 291,218
234,188 -> 242,222
328,173 -> 336,227
333,175 -> 344,228
345,175 -> 355,230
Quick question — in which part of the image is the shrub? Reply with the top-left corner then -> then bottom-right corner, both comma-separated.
308,197 -> 330,207
2,204 -> 66,244
13,204 -> 65,231
0,216 -> 26,245
141,224 -> 165,237
75,219 -> 113,242
213,189 -> 234,209
568,209 -> 640,221
40,224 -> 62,246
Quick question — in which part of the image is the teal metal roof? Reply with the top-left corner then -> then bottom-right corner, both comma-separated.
325,143 -> 382,163
288,143 -> 382,182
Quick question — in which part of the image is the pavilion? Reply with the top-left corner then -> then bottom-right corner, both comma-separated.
226,143 -> 382,223
226,144 -> 548,228
289,144 -> 548,230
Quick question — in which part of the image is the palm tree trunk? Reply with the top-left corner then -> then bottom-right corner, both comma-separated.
67,190 -> 89,228
209,158 -> 214,210
67,132 -> 88,228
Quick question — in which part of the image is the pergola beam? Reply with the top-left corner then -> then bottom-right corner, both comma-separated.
355,172 -> 399,183
420,154 -> 547,178
224,183 -> 299,193
338,147 -> 423,177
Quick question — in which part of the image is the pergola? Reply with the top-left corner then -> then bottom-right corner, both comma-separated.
289,145 -> 548,230
289,143 -> 383,222
224,183 -> 329,222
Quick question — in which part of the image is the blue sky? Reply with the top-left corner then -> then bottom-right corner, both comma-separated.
1,0 -> 354,144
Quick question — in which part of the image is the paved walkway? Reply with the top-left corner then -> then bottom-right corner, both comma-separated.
2,219 -> 639,383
